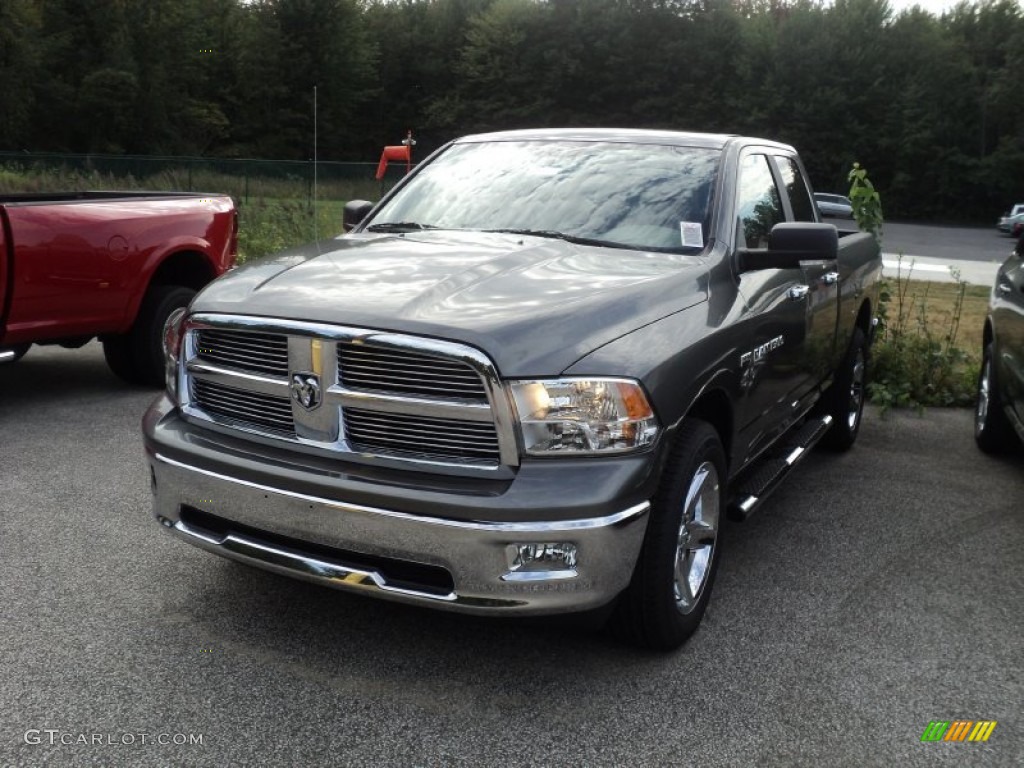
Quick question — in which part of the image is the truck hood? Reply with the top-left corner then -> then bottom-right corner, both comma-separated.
193,231 -> 709,376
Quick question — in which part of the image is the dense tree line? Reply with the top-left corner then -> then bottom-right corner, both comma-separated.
2,0 -> 1024,220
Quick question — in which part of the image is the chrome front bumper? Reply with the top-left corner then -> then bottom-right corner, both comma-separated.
146,444 -> 651,616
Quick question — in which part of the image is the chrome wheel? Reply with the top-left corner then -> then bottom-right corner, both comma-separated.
673,461 -> 720,614
611,419 -> 726,649
847,348 -> 865,431
975,356 -> 991,437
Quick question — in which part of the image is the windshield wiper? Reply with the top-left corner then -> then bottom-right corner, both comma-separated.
485,228 -> 633,250
365,221 -> 438,233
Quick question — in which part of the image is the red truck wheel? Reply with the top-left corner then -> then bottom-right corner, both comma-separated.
104,285 -> 195,387
0,344 -> 30,363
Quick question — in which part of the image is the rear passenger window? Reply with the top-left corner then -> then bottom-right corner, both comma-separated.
776,156 -> 816,222
736,154 -> 783,249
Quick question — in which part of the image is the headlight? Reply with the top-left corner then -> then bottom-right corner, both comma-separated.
509,378 -> 659,455
162,308 -> 188,402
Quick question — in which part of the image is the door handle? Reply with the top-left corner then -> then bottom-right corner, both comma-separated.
822,271 -> 840,285
997,282 -> 1012,294
788,285 -> 810,300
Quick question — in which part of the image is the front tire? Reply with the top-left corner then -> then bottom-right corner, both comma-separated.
975,342 -> 1017,453
104,285 -> 195,386
610,419 -> 726,650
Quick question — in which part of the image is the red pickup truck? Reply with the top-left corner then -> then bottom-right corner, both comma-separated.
0,192 -> 237,385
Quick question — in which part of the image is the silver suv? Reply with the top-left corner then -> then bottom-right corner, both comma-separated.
813,192 -> 853,219
997,203 -> 1024,233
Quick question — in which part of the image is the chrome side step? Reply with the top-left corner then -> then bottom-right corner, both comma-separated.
728,414 -> 833,521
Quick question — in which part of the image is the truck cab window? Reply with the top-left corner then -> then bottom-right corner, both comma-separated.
736,154 -> 783,249
775,156 -> 816,222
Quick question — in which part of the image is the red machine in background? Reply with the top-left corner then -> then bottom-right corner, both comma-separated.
375,131 -> 416,180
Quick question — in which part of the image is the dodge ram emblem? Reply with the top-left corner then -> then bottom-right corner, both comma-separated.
290,372 -> 322,411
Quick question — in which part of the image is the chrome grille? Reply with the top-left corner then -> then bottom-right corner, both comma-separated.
191,379 -> 295,437
182,316 -> 516,469
196,328 -> 288,376
344,408 -> 500,462
338,343 -> 488,401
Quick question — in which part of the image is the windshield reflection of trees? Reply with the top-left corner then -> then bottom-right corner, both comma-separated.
378,142 -> 718,252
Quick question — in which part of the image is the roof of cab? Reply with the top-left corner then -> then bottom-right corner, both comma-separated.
453,127 -> 795,152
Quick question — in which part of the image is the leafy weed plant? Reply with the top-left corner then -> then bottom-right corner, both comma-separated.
848,163 -> 980,411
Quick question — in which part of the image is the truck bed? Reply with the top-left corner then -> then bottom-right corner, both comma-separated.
0,191 -> 237,381
0,191 -> 229,205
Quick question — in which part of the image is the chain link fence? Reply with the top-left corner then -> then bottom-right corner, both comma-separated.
0,151 -> 412,202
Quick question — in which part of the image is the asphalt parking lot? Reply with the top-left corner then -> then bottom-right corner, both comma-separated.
1,342 -> 1021,767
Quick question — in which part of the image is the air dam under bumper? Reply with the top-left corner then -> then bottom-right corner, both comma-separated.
144,413 -> 651,616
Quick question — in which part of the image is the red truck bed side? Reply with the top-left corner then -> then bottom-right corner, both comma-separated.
0,192 -> 237,384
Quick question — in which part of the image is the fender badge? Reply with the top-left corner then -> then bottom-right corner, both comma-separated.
740,334 -> 785,368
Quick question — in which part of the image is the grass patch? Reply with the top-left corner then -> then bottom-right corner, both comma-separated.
868,273 -> 988,411
236,198 -> 346,262
886,279 -> 989,354
0,159 -> 382,203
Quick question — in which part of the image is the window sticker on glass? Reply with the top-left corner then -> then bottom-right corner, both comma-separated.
680,222 -> 704,248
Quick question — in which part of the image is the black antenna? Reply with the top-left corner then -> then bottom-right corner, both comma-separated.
313,84 -> 318,245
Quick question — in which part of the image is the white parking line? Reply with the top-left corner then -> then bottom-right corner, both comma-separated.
880,252 -> 999,286
883,259 -> 948,273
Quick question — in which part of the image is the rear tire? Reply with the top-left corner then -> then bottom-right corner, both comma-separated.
975,343 -> 1017,453
103,285 -> 195,386
610,419 -> 726,651
820,327 -> 867,452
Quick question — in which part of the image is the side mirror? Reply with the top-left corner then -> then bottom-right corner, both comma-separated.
343,200 -> 375,232
739,223 -> 839,271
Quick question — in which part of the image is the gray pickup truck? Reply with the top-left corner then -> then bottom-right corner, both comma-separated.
143,129 -> 881,649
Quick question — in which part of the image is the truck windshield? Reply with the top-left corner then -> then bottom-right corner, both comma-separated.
365,140 -> 719,253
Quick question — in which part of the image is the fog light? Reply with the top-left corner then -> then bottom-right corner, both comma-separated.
502,542 -> 578,581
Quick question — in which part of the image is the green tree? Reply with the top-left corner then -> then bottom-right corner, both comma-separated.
0,0 -> 44,149
234,0 -> 377,159
428,0 -> 555,133
363,0 -> 490,157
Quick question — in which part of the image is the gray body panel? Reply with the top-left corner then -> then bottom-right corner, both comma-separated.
194,231 -> 708,377
990,252 -> 1024,439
